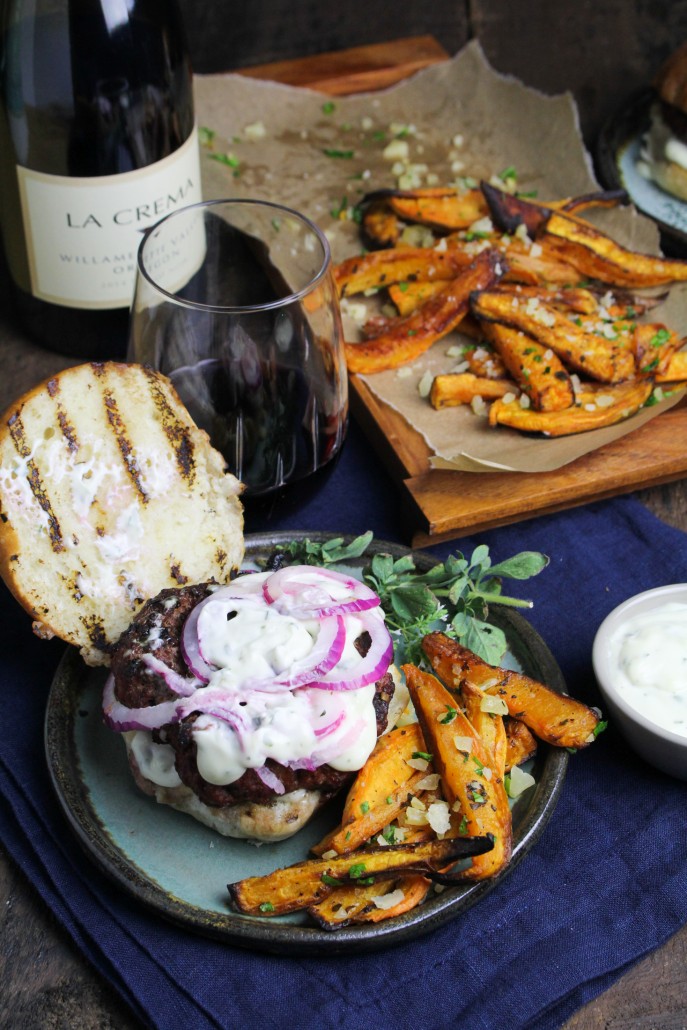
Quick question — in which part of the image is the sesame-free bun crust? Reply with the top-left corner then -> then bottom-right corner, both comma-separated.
0,362 -> 244,665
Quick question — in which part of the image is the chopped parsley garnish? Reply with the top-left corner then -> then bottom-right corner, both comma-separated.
439,705 -> 458,724
322,101 -> 336,115
322,147 -> 354,159
650,328 -> 671,348
360,801 -> 370,814
321,873 -> 345,887
412,751 -> 433,762
259,901 -> 275,913
348,863 -> 367,879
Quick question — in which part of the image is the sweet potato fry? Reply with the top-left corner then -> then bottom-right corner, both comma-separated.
505,719 -> 538,771
334,246 -> 470,297
386,186 -> 488,230
542,212 -> 687,287
227,836 -> 494,916
429,372 -> 514,409
308,875 -> 431,929
472,288 -> 637,383
481,182 -> 629,233
388,279 -> 445,315
482,182 -> 687,286
345,248 -> 507,374
361,200 -> 402,248
479,321 -> 574,411
402,663 -> 512,882
656,348 -> 687,383
488,378 -> 653,436
421,632 -> 601,749
311,724 -> 428,856
633,323 -> 683,377
460,680 -> 508,781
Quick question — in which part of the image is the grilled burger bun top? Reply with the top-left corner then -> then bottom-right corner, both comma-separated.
0,362 -> 244,666
641,41 -> 687,202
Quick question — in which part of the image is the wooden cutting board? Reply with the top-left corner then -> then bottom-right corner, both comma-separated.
243,37 -> 687,547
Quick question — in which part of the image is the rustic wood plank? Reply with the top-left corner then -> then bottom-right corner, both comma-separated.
352,372 -> 687,546
237,35 -> 449,94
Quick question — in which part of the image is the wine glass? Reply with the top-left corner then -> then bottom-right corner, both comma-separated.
128,198 -> 348,516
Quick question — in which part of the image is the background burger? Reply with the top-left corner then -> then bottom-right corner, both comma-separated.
0,362 -> 398,843
639,40 -> 687,202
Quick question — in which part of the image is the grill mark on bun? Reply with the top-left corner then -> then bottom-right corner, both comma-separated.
143,366 -> 197,486
6,411 -> 64,552
95,368 -> 149,502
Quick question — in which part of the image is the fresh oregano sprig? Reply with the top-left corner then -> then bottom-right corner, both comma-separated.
271,533 -> 548,665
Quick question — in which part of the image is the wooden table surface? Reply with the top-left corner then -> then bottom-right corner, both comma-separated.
2,33 -> 687,1030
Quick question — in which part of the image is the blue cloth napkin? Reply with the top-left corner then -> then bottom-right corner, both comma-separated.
1,419 -> 686,1030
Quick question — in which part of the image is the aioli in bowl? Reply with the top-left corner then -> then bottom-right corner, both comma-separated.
593,583 -> 687,780
607,601 -> 687,738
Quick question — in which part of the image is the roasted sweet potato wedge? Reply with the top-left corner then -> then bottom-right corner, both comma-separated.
488,378 -> 653,436
361,200 -> 402,248
312,723 -> 428,856
542,212 -> 687,287
429,372 -> 514,409
308,874 -> 431,929
388,279 -> 445,315
385,186 -> 488,231
482,182 -> 687,286
460,679 -> 508,781
633,323 -> 683,377
227,835 -> 494,916
345,248 -> 507,374
421,632 -> 601,749
505,719 -> 538,771
335,246 -> 471,297
480,322 -> 574,411
403,663 -> 512,882
656,348 -> 687,383
481,182 -> 628,234
471,288 -> 637,383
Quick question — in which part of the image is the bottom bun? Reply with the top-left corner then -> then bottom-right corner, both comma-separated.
125,737 -> 322,843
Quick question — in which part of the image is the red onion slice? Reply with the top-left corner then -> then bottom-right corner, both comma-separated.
307,608 -> 393,691
102,673 -> 186,732
141,654 -> 200,697
254,765 -> 286,795
263,565 -> 381,618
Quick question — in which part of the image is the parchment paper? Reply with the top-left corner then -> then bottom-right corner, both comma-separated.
193,41 -> 686,474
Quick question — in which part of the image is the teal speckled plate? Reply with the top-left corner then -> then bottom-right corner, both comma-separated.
45,532 -> 569,955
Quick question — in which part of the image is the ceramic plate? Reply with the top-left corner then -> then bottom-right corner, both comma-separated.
45,532 -> 569,955
596,88 -> 687,256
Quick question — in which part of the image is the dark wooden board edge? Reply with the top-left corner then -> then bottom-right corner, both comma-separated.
351,377 -> 687,546
237,35 -> 449,95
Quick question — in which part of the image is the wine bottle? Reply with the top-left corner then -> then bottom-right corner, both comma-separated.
0,0 -> 202,359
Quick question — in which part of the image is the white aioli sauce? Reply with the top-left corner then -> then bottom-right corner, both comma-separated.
133,574 -> 383,789
609,601 -> 687,736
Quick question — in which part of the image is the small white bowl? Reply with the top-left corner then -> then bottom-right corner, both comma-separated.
592,583 -> 687,780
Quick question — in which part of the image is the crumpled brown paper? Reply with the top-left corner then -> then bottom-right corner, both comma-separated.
193,41 -> 686,474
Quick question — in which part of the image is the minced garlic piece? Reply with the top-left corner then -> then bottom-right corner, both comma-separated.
372,888 -> 406,910
243,120 -> 266,140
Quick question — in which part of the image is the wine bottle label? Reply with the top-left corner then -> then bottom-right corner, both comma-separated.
16,126 -> 202,310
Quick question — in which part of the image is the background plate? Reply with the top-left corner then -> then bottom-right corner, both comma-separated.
596,88 -> 687,257
45,531 -> 569,955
